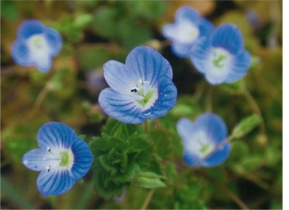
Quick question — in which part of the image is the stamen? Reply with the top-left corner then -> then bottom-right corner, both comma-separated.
47,147 -> 51,152
46,165 -> 51,172
131,88 -> 138,93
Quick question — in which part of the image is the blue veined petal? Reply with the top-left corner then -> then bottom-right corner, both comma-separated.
33,53 -> 52,72
37,169 -> 75,196
125,46 -> 173,87
201,143 -> 231,167
98,88 -> 145,124
22,149 -> 56,171
191,37 -> 211,73
11,40 -> 33,66
171,43 -> 193,58
70,140 -> 93,180
103,60 -> 138,94
211,24 -> 244,55
175,6 -> 201,24
37,122 -> 78,151
17,20 -> 45,39
44,28 -> 62,56
225,50 -> 252,83
140,76 -> 177,119
183,149 -> 201,166
195,113 -> 227,144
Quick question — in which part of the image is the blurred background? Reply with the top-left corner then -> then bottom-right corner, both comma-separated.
1,0 -> 282,209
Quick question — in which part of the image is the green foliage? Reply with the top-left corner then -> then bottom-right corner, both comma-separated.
90,118 -> 162,197
133,171 -> 166,189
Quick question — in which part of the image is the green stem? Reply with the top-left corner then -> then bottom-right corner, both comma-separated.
141,189 -> 155,210
144,120 -> 150,137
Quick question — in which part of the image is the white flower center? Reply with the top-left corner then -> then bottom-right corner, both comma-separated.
130,79 -> 158,111
174,21 -> 199,44
210,48 -> 232,69
27,34 -> 47,52
45,147 -> 74,172
189,131 -> 215,158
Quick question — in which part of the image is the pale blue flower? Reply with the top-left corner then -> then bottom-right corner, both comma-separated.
177,113 -> 231,167
162,6 -> 213,58
12,20 -> 62,72
98,46 -> 177,124
22,122 -> 93,196
191,24 -> 252,85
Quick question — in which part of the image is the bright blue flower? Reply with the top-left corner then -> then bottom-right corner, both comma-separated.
98,46 -> 177,124
177,113 -> 231,167
22,122 -> 93,196
191,24 -> 252,85
162,6 -> 214,58
12,20 -> 62,72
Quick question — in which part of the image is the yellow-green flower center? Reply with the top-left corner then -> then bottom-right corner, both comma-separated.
59,150 -> 74,168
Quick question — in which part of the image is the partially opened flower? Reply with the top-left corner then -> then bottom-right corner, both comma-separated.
162,6 -> 213,58
98,46 -> 177,124
22,122 -> 93,196
191,24 -> 251,85
177,113 -> 231,167
12,20 -> 62,72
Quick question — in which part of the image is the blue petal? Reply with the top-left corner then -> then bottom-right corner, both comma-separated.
183,149 -> 201,166
177,118 -> 195,144
201,143 -> 231,167
140,76 -> 177,119
211,24 -> 244,55
37,122 -> 78,151
11,39 -> 33,66
22,149 -> 55,171
198,19 -> 214,37
44,28 -> 62,56
103,60 -> 138,94
17,20 -> 45,39
191,37 -> 211,73
70,139 -> 94,180
37,169 -> 75,196
225,50 -> 252,83
98,88 -> 145,124
171,43 -> 193,58
175,6 -> 201,24
125,46 -> 173,87
33,53 -> 52,72
195,113 -> 227,144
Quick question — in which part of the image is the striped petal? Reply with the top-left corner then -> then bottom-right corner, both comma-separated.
37,169 -> 75,196
98,88 -> 145,124
22,149 -> 56,171
11,39 -> 33,66
70,139 -> 94,180
44,28 -> 62,56
17,20 -> 45,39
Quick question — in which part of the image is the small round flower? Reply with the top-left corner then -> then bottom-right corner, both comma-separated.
98,46 -> 177,124
162,6 -> 214,58
177,113 -> 231,167
191,24 -> 252,85
12,20 -> 62,72
22,122 -> 93,196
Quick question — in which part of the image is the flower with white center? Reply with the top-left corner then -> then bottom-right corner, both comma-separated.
98,46 -> 177,124
191,24 -> 252,85
162,6 -> 214,58
22,122 -> 93,196
12,20 -> 62,72
177,113 -> 231,167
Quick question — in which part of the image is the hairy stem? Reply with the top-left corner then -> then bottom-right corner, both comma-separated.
141,189 -> 155,210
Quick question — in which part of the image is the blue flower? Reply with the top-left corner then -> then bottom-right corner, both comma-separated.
98,46 -> 177,124
177,113 -> 231,167
22,122 -> 93,196
191,24 -> 252,85
162,6 -> 213,58
12,20 -> 62,72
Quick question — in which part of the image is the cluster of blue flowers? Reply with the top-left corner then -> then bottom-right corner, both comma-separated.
16,5 -> 251,197
162,6 -> 251,85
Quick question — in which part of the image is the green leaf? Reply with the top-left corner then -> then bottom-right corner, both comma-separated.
1,177 -> 34,209
74,13 -> 93,29
232,114 -> 262,138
